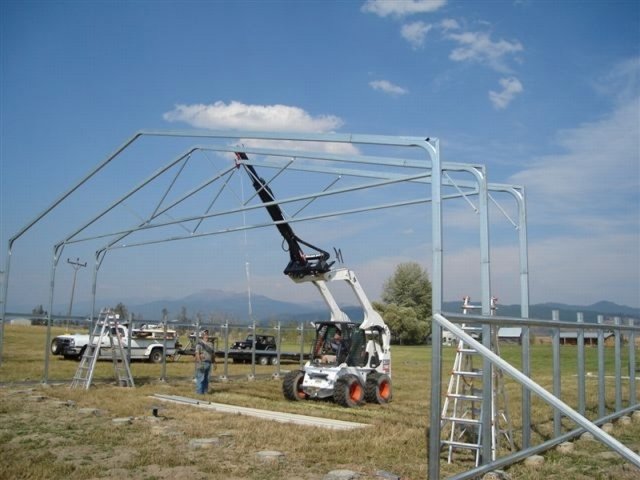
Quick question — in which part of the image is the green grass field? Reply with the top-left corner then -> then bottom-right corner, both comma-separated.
0,325 -> 638,479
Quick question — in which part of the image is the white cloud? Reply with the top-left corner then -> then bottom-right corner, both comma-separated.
489,77 -> 523,109
509,97 -> 640,228
593,57 -> 640,105
361,0 -> 447,18
163,100 -> 343,133
163,101 -> 360,155
447,30 -> 523,73
401,21 -> 432,49
440,18 -> 459,31
369,79 -> 409,96
441,26 -> 524,107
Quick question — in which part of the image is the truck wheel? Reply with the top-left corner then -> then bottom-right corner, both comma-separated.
365,373 -> 393,404
149,348 -> 163,364
334,374 -> 365,408
51,340 -> 60,355
270,357 -> 279,366
258,356 -> 269,366
283,370 -> 308,401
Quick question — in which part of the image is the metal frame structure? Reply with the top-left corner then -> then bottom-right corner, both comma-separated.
434,312 -> 640,478
2,130 -> 537,478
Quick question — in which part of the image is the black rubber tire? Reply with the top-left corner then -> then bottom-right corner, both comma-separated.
333,374 -> 365,408
365,372 -> 393,404
51,339 -> 60,355
282,370 -> 308,401
270,356 -> 279,366
149,348 -> 163,364
258,356 -> 269,366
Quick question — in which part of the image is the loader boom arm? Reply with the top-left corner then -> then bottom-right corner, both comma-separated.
235,152 -> 333,278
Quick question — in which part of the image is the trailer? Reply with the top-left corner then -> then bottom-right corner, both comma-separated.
175,331 -> 310,365
220,348 -> 310,366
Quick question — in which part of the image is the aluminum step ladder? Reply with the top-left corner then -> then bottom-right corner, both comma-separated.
440,297 -> 514,466
70,310 -> 134,389
440,324 -> 485,465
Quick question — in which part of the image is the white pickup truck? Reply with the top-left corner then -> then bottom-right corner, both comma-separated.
51,323 -> 179,363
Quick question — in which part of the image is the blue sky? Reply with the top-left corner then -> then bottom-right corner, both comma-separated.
1,0 -> 639,315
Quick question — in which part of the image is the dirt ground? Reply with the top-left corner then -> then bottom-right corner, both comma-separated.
2,382 -> 639,480
0,383 -> 393,480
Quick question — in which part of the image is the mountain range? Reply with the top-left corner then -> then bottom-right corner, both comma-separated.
130,288 -> 319,322
442,300 -> 639,324
110,289 -> 639,324
35,288 -> 638,325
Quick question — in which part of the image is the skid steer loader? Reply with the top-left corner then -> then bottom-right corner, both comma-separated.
235,152 -> 392,407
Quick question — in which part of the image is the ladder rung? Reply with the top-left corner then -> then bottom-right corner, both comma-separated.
452,370 -> 482,377
457,348 -> 478,354
442,440 -> 481,449
442,416 -> 481,425
447,393 -> 482,401
442,417 -> 482,425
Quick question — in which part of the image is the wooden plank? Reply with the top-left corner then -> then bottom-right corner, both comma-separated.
152,394 -> 369,430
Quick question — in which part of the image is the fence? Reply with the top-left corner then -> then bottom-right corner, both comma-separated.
431,309 -> 640,479
2,312 -> 317,384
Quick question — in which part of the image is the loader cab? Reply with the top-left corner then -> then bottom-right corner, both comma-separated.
312,321 -> 368,367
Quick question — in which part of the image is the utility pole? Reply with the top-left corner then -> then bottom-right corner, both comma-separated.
66,258 -> 87,331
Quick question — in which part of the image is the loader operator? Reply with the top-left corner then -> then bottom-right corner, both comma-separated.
321,328 -> 343,364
